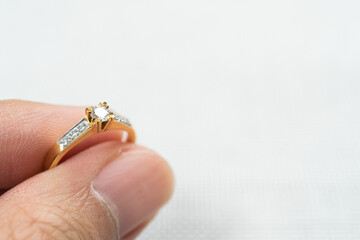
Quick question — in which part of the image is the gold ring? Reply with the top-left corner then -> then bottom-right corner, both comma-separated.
44,102 -> 135,170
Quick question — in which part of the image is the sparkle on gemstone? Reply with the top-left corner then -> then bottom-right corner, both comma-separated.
91,106 -> 110,121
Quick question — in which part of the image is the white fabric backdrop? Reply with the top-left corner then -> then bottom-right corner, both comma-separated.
1,0 -> 360,239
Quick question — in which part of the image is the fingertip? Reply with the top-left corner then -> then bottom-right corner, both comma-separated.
92,144 -> 175,236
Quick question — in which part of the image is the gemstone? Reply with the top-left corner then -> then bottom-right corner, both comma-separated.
91,106 -> 110,121
57,118 -> 90,151
114,113 -> 131,127
114,113 -> 131,126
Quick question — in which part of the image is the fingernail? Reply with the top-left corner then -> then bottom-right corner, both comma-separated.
92,148 -> 173,237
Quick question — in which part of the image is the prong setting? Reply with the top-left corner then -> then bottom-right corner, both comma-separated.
86,102 -> 117,133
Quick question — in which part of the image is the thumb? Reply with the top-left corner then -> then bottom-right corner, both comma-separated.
0,141 -> 174,240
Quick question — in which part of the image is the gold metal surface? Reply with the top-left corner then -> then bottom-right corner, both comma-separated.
44,102 -> 135,170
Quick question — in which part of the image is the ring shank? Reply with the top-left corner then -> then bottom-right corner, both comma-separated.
44,121 -> 136,170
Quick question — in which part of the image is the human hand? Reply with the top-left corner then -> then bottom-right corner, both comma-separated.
0,100 -> 174,239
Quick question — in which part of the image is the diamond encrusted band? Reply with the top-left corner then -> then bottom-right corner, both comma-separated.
57,113 -> 131,151
57,118 -> 90,151
44,102 -> 135,170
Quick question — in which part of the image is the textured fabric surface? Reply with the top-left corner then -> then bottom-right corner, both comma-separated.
1,0 -> 360,239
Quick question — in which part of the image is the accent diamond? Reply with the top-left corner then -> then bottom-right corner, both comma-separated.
114,114 -> 131,126
57,118 -> 90,151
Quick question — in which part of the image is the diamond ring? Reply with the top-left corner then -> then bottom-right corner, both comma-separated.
44,102 -> 136,170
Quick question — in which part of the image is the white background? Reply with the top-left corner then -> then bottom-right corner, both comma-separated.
1,0 -> 360,239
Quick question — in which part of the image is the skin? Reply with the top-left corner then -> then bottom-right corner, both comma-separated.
0,100 -> 174,240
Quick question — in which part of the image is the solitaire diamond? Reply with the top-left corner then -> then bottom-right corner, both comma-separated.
91,106 -> 110,121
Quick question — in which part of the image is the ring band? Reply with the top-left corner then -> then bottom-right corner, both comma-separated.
44,102 -> 136,170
